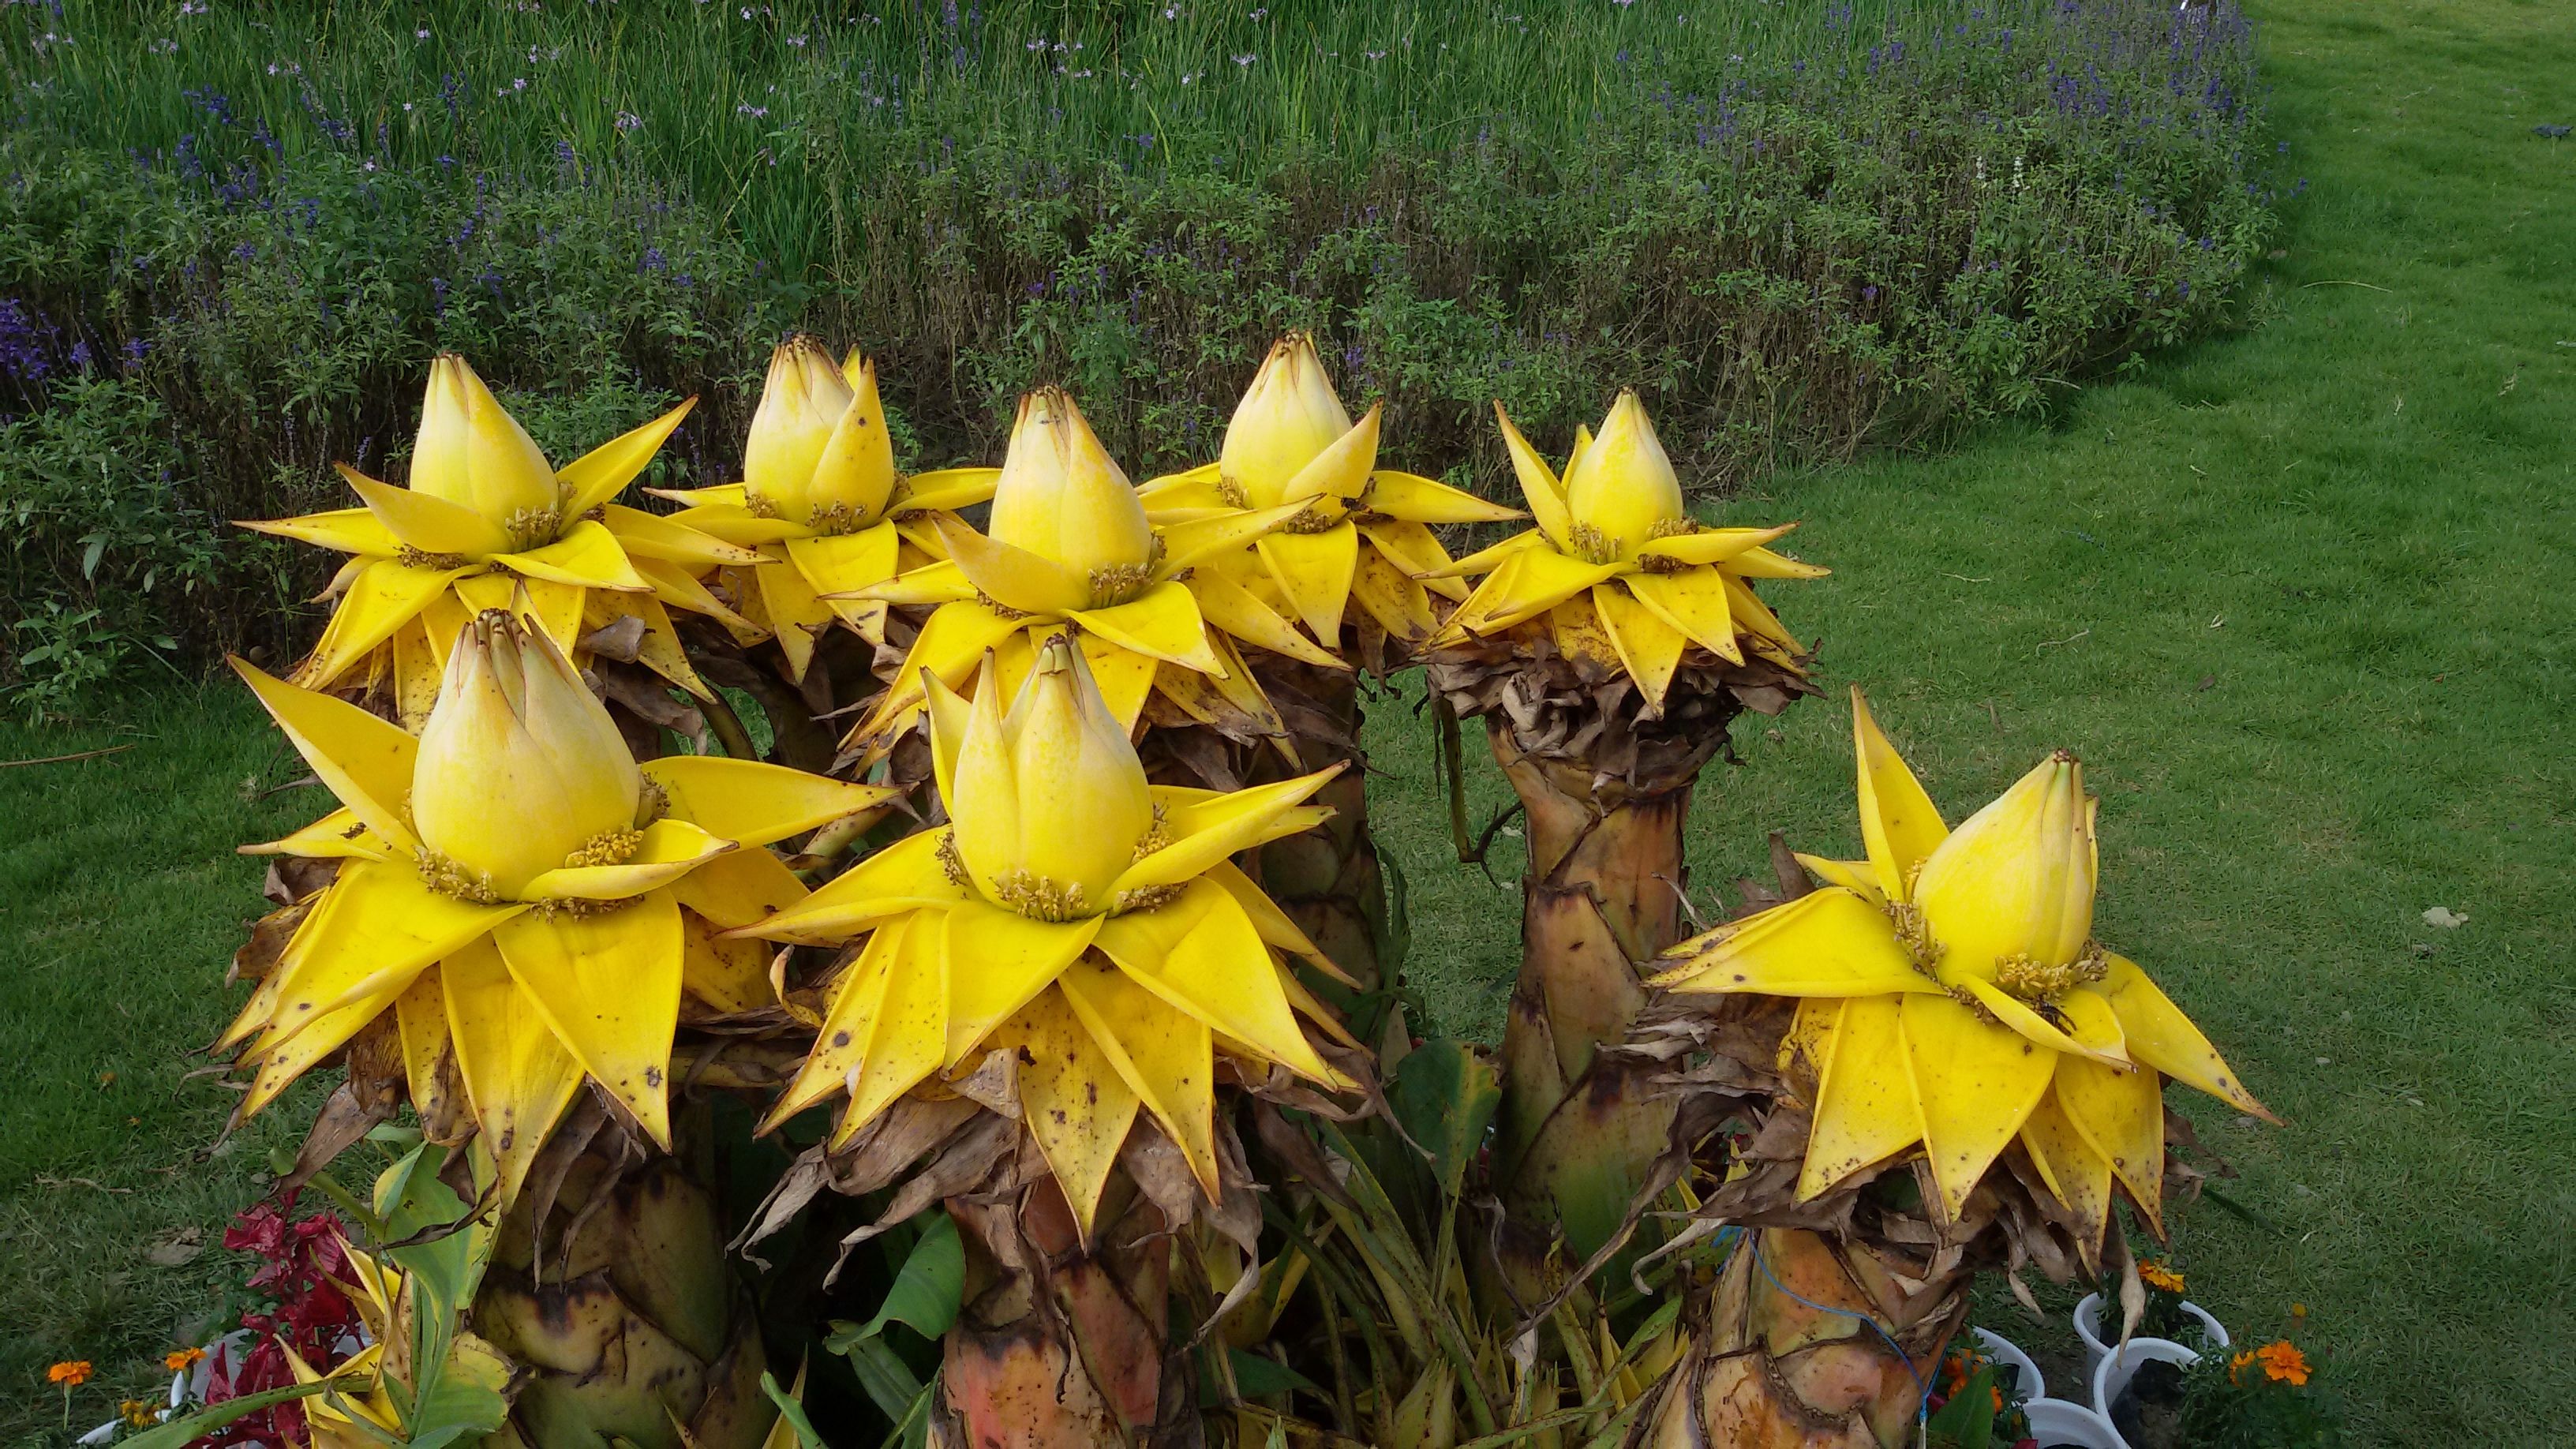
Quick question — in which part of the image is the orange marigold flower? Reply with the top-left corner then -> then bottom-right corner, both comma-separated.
47,1361 -> 93,1387
163,1346 -> 206,1372
2255,1339 -> 2312,1387
2139,1260 -> 2185,1294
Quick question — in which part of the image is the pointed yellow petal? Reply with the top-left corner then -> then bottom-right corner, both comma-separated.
1257,525 -> 1361,645
1793,855 -> 1885,902
1414,526 -> 1544,582
652,483 -> 750,508
2054,1054 -> 2166,1230
940,903 -> 1102,1066
492,892 -> 684,1148
1189,565 -> 1348,669
1631,523 -> 1799,568
1653,887 -> 1938,997
1623,565 -> 1743,664
259,851 -> 525,1031
668,844 -> 808,931
1851,688 -> 1948,905
786,527 -> 902,638
1726,545 -> 1831,580
1156,500 -> 1312,574
1069,580 -> 1226,672
519,818 -> 736,901
1204,859 -> 1351,987
761,916 -> 906,1129
1440,547 -> 1625,639
391,966 -> 459,1139
1957,976 -> 2125,1067
2019,1088 -> 2117,1245
682,910 -> 775,1014
390,617 -> 444,728
236,976 -> 408,1122
661,501 -> 801,547
442,934 -> 584,1202
600,503 -> 765,567
1057,954 -> 1219,1198
1363,470 -> 1524,526
1010,989 -> 1143,1241
240,807 -> 395,862
298,557 -> 464,698
1722,571 -> 1803,654
752,546 -> 835,683
837,914 -> 950,1145
2098,953 -> 2274,1121
1348,543 -> 1439,643
239,507 -> 402,556
229,659 -> 421,854
1492,403 -> 1572,549
843,557 -> 978,607
938,516 -> 1091,616
643,755 -> 896,848
634,556 -> 756,635
846,601 -> 1028,755
497,518 -> 646,591
560,397 -> 698,515
736,827 -> 972,945
893,466 -> 1003,515
1111,767 -> 1342,897
1092,878 -> 1329,1081
1797,996 -> 1925,1200
2056,984 -> 2131,1064
340,465 -> 509,556
1136,460 -> 1224,507
1589,584 -> 1687,713
1900,993 -> 2056,1220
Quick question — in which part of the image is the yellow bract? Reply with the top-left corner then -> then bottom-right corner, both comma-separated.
739,636 -> 1350,1240
838,386 -> 1315,764
1139,333 -> 1525,657
239,354 -> 755,728
1425,391 -> 1826,712
1652,688 -> 2275,1250
653,339 -> 1003,682
225,611 -> 895,1200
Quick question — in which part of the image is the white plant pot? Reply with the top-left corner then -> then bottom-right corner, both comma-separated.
2091,1338 -> 2203,1447
2024,1397 -> 2126,1448
1971,1326 -> 2046,1404
2072,1291 -> 2229,1379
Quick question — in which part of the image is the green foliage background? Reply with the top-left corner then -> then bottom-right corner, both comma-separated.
0,0 -> 2271,710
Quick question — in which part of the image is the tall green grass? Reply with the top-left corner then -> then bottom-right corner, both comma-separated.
17,0 -> 1927,278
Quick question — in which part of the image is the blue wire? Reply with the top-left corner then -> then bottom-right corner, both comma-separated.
1718,1226 -> 1935,1432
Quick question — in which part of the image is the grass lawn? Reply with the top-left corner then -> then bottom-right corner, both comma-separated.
5,0 -> 2569,1437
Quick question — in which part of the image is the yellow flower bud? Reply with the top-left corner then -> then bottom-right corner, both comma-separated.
1559,390 -> 1686,563
1221,332 -> 1356,508
413,611 -> 643,897
986,388 -> 1155,586
1911,751 -> 2098,983
408,355 -> 563,534
745,338 -> 896,529
945,637 -> 1155,920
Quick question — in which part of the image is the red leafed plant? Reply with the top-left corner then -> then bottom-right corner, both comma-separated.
196,1197 -> 363,1447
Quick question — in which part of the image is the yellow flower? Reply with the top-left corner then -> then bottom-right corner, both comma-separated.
1653,687 -> 2274,1247
2140,1260 -> 2186,1294
2255,1341 -> 2312,1386
1425,391 -> 1824,712
121,1399 -> 159,1428
653,339 -> 1002,682
47,1361 -> 92,1386
1140,332 -> 1524,654
736,635 -> 1355,1237
223,612 -> 896,1198
240,355 -> 754,728
839,386 -> 1319,764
